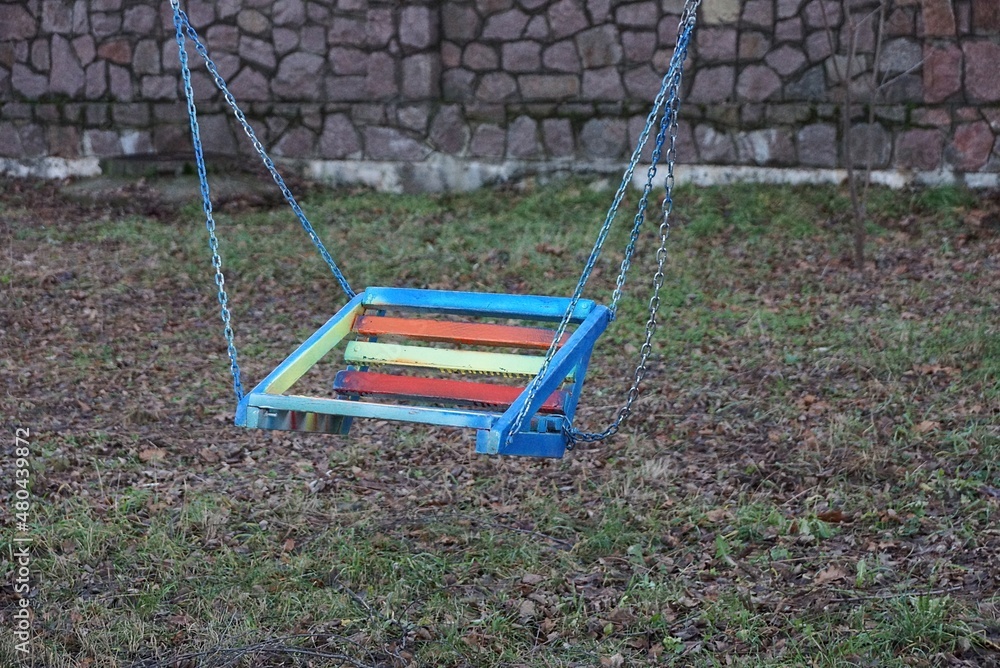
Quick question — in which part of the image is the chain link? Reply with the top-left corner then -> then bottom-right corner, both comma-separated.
173,3 -> 244,402
505,1 -> 701,450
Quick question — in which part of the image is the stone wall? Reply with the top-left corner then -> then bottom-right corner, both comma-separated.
1,0 -> 999,187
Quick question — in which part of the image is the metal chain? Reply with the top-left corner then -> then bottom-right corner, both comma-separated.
172,3 -> 243,402
504,0 -> 700,450
172,3 -> 355,300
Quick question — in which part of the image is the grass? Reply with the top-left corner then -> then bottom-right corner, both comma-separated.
2,176 -> 999,666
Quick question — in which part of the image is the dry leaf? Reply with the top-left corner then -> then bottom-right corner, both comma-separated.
282,539 -> 295,552
814,565 -> 847,585
816,510 -> 849,523
915,420 -> 940,434
199,447 -> 220,463
139,447 -> 166,462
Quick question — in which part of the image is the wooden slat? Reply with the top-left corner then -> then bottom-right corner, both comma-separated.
344,341 -> 578,379
334,370 -> 567,413
362,287 -> 595,322
353,315 -> 566,350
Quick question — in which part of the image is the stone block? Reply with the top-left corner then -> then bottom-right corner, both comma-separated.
894,128 -> 943,169
880,74 -> 922,104
364,52 -> 398,100
777,0 -> 805,19
658,14 -> 681,47
470,124 -> 506,158
766,45 -> 807,76
703,0 -> 740,24
582,67 -> 624,100
525,16 -> 550,39
429,105 -> 469,154
31,41 -> 49,72
802,0 -> 841,30
329,48 -> 368,75
366,8 -> 394,48
508,115 -> 540,158
696,27 -> 738,61
0,123 -> 22,158
847,123 -> 890,168
549,0 -> 589,39
273,28 -> 299,55
947,121 -> 994,170
694,124 -> 736,162
739,32 -> 771,59
622,31 -> 657,62
775,17 -> 803,42
50,35 -> 84,96
543,41 -> 581,72
72,0 -> 88,34
737,129 -> 795,165
142,75 -> 178,101
921,0 -> 956,36
42,0 -> 73,34
742,0 -> 773,27
442,42 -> 461,68
688,65 -> 734,103
84,129 -> 122,156
240,37 -> 276,70
519,74 -> 580,99
301,26 -> 328,54
785,64 -> 827,101
401,5 -> 437,51
98,40 -> 132,66
0,5 -> 37,41
923,43 -> 962,103
330,17 -> 366,46
483,9 -> 530,40
270,52 -> 324,100
463,44 -> 498,70
274,127 -> 316,157
973,0 -> 1000,33
71,35 -> 95,66
580,117 -> 627,158
237,10 -> 270,35
443,5 -> 480,42
887,7 -> 916,36
502,41 -> 542,72
479,0 -> 515,13
326,75 -> 365,101
442,68 -> 476,101
587,0 -> 611,23
123,5 -> 158,34
111,102 -> 149,126
229,68 -> 269,101
91,13 -> 123,39
804,30 -> 832,62
85,61 -> 107,98
134,40 -> 161,75
576,25 -> 623,67
477,71 -> 518,102
274,0 -> 306,27
398,104 -> 431,132
198,115 -> 239,154
623,65 -> 661,102
307,2 -> 330,23
964,41 -> 1000,102
796,123 -> 837,166
206,26 -> 240,52
403,54 -> 440,99
616,2 -> 658,27
542,118 -> 574,157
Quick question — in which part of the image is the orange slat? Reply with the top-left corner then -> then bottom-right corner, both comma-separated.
352,315 -> 566,350
334,370 -> 567,413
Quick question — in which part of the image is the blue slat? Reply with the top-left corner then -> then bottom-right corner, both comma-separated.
363,287 -> 595,323
486,305 -> 612,454
243,392 -> 501,429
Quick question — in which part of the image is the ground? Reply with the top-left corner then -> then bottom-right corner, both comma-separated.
1,174 -> 999,667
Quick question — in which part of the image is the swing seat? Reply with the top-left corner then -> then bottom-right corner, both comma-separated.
236,287 -> 611,457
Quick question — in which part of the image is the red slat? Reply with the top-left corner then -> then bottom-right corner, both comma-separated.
334,370 -> 567,413
352,315 -> 565,350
